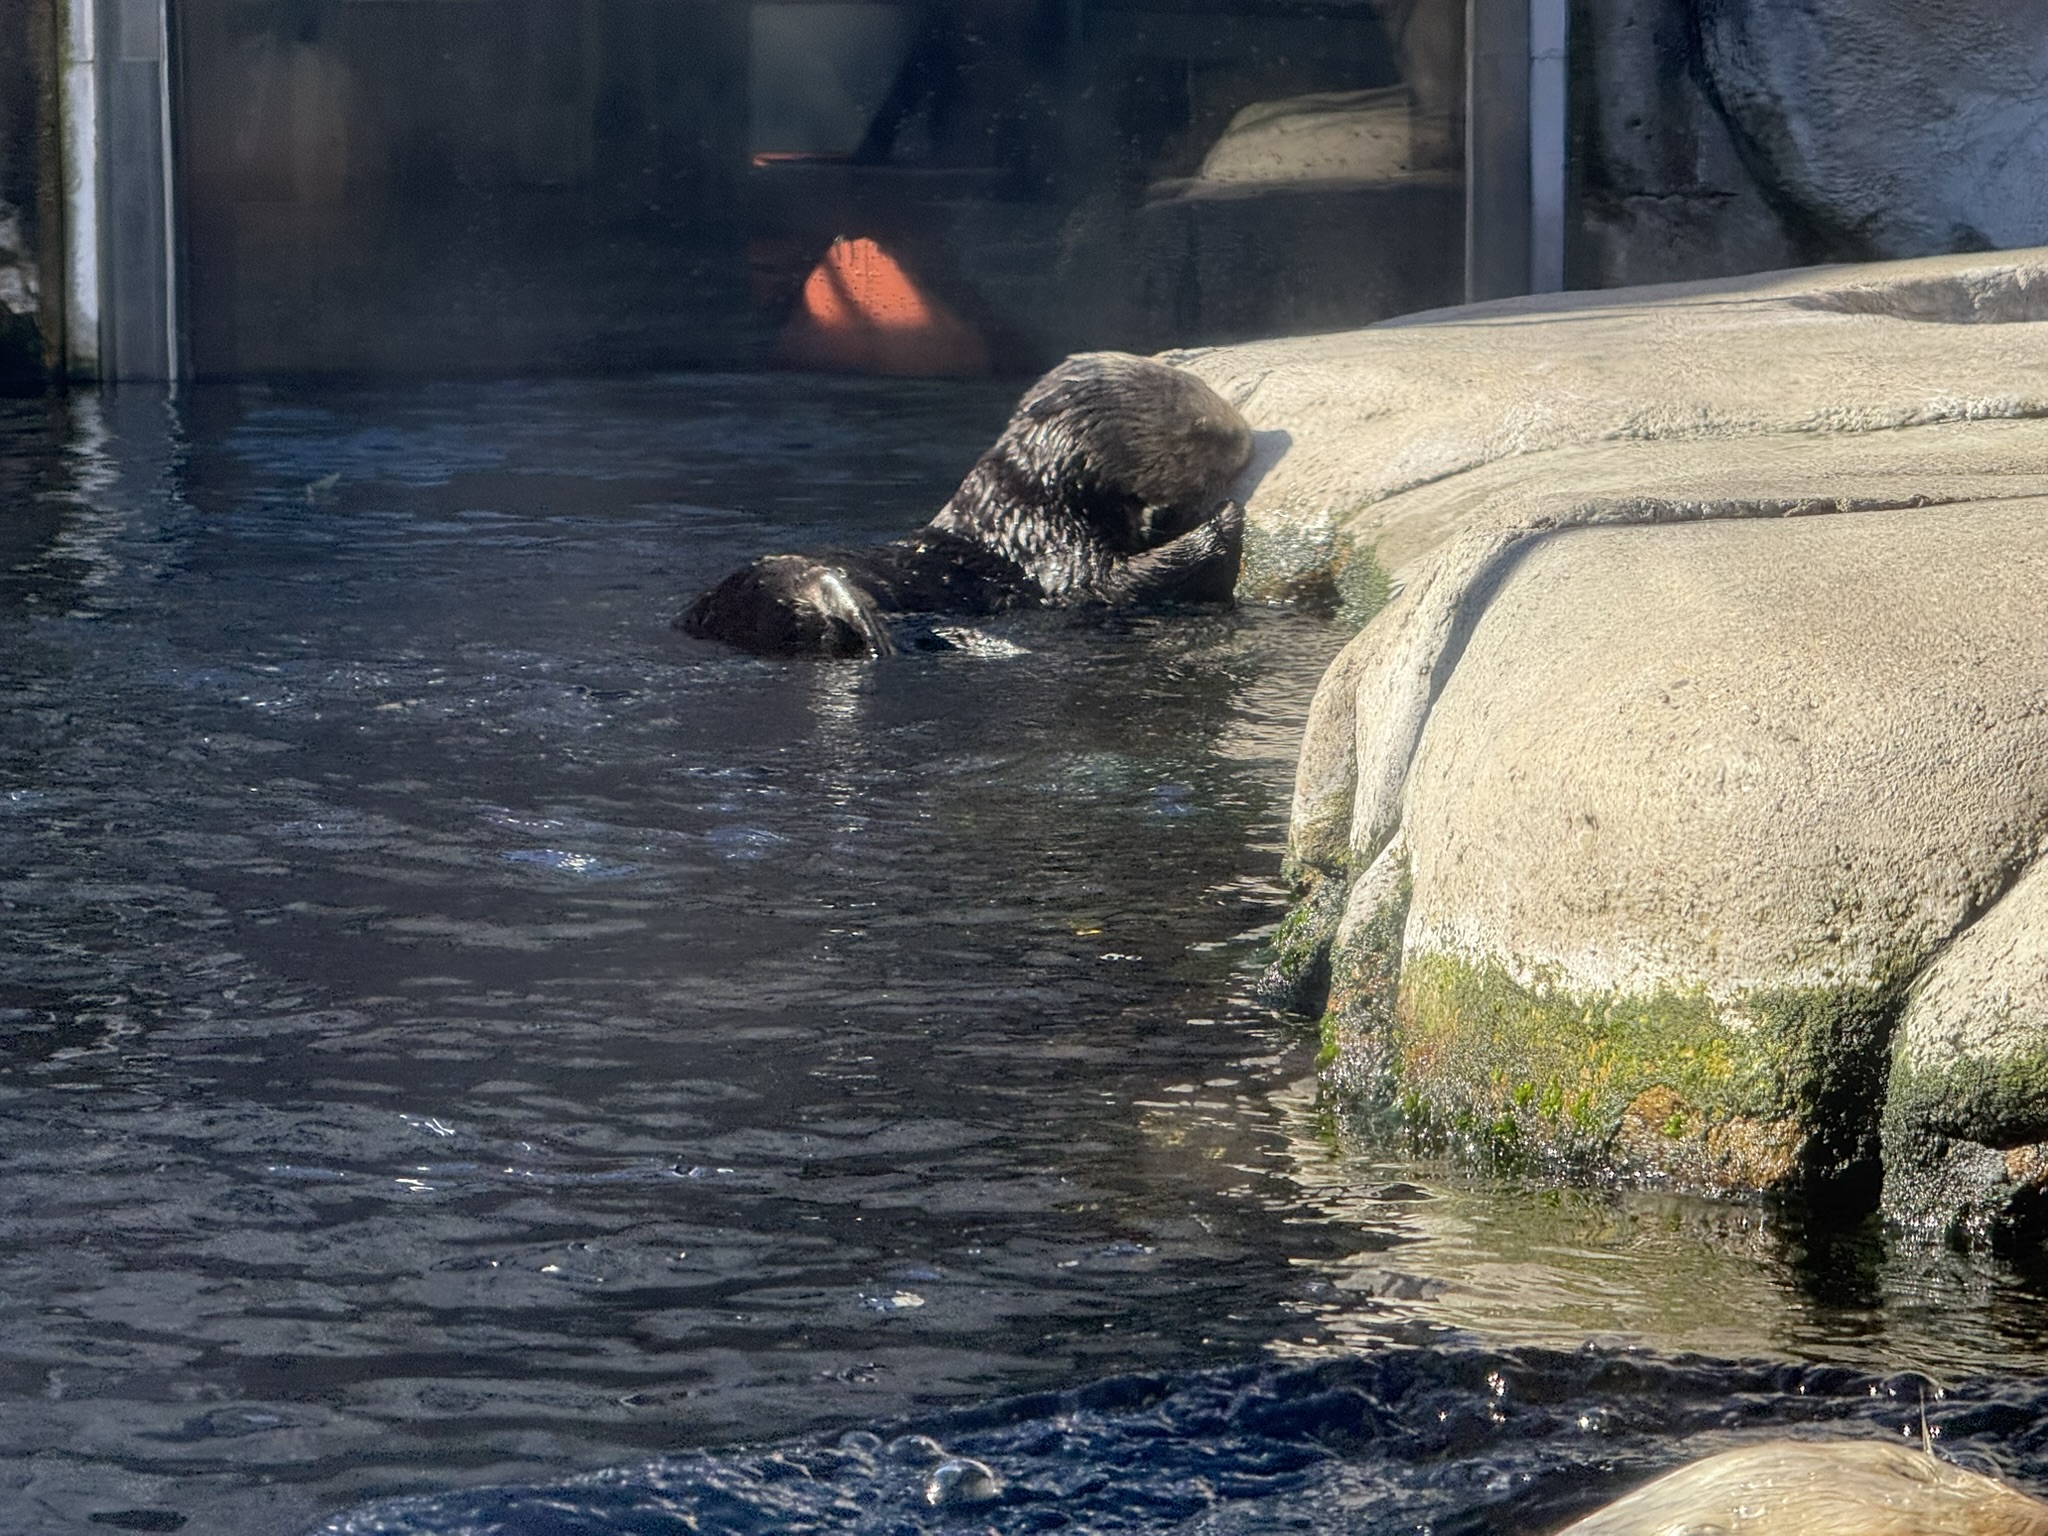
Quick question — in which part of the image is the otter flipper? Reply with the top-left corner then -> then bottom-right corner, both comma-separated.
1095,500 -> 1245,607
844,532 -> 1038,615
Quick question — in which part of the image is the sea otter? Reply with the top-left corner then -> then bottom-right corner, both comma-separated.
677,353 -> 1252,657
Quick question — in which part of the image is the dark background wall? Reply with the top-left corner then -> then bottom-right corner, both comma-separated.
0,0 -> 61,387
177,0 -> 755,377
1567,0 -> 1801,287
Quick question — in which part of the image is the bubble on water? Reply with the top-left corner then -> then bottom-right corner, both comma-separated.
864,1291 -> 926,1312
886,1434 -> 946,1466
924,1457 -> 1002,1507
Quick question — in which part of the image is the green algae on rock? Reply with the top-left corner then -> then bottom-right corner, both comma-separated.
1882,855 -> 2048,1238
1335,947 -> 1908,1194
1282,497 -> 2048,1219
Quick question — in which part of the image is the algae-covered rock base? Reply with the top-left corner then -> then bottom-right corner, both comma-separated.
1176,248 -> 2048,1239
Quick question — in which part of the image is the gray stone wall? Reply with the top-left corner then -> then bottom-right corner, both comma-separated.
1569,0 -> 2048,290
1568,0 -> 1803,288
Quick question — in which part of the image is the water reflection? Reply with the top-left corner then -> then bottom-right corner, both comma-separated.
173,0 -> 1469,374
1215,1074 -> 2048,1379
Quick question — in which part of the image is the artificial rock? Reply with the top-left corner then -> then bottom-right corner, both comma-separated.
1175,248 -> 2048,1235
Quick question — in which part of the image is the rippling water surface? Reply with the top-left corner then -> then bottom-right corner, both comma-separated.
4,379 -> 2048,1536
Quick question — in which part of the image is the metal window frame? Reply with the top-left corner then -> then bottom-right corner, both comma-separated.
59,0 -> 180,382
1466,0 -> 1567,302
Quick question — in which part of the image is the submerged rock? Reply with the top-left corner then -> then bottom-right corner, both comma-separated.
1189,248 -> 2048,1237
1555,1440 -> 2048,1536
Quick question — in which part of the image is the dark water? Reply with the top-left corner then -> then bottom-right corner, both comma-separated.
4,379 -> 2048,1536
328,1353 -> 2048,1536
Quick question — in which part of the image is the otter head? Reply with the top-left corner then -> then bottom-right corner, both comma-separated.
678,555 -> 895,657
1004,353 -> 1253,553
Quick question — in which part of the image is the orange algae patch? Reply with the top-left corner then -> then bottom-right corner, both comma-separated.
780,237 -> 990,377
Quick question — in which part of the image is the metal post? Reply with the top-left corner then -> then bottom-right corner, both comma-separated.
1464,0 -> 1530,303
156,0 -> 179,373
59,0 -> 100,378
1528,0 -> 1568,292
99,0 -> 179,380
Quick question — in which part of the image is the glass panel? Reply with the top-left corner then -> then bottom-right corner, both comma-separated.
173,0 -> 1466,377
749,5 -> 914,159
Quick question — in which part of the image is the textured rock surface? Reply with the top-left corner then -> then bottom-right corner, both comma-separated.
1174,248 -> 2048,613
1569,0 -> 2048,288
1699,0 -> 2048,259
1362,503 -> 2048,1196
1569,0 -> 1805,287
1195,88 -> 1416,187
1199,248 -> 2048,1234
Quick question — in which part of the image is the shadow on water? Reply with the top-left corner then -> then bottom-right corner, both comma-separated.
328,1350 -> 2048,1536
3,378 -> 2048,1536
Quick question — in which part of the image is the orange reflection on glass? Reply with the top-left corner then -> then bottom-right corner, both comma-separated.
780,236 -> 990,377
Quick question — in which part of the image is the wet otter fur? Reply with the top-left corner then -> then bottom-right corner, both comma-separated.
678,353 -> 1252,657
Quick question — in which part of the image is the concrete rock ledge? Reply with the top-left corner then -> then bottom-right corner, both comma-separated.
1173,247 -> 2048,614
1178,248 -> 2048,1239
